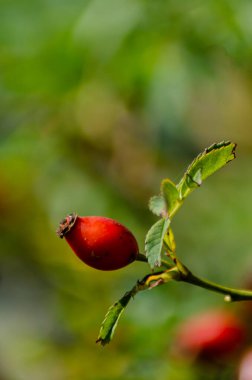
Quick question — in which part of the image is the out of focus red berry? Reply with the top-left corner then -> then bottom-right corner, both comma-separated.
57,213 -> 139,271
174,310 -> 245,362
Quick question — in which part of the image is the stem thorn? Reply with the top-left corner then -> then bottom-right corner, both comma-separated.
224,295 -> 232,302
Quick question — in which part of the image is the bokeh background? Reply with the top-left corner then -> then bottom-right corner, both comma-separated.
1,0 -> 252,379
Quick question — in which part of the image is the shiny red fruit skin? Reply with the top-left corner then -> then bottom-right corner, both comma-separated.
62,216 -> 139,271
175,310 -> 245,361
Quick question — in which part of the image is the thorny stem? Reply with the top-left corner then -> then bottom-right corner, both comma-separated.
138,254 -> 252,302
170,259 -> 252,302
124,267 -> 180,302
182,270 -> 252,302
97,257 -> 252,346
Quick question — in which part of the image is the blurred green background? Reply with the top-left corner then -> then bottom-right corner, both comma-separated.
1,0 -> 252,379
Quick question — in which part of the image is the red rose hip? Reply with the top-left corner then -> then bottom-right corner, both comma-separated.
57,213 -> 139,271
174,310 -> 245,362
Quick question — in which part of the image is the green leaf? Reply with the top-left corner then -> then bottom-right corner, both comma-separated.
161,179 -> 180,216
96,291 -> 132,346
177,141 -> 236,200
149,180 -> 180,218
148,195 -> 167,217
145,217 -> 171,269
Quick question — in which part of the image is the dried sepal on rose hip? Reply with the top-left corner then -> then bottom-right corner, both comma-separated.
57,213 -> 139,271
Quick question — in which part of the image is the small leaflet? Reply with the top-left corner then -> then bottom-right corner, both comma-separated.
145,217 -> 171,269
161,179 -> 180,216
96,291 -> 132,346
177,141 -> 236,200
148,195 -> 167,217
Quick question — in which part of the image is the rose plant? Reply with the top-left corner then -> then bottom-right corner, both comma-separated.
57,141 -> 252,346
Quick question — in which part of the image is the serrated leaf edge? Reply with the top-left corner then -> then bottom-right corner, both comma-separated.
145,218 -> 170,268
96,292 -> 132,346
